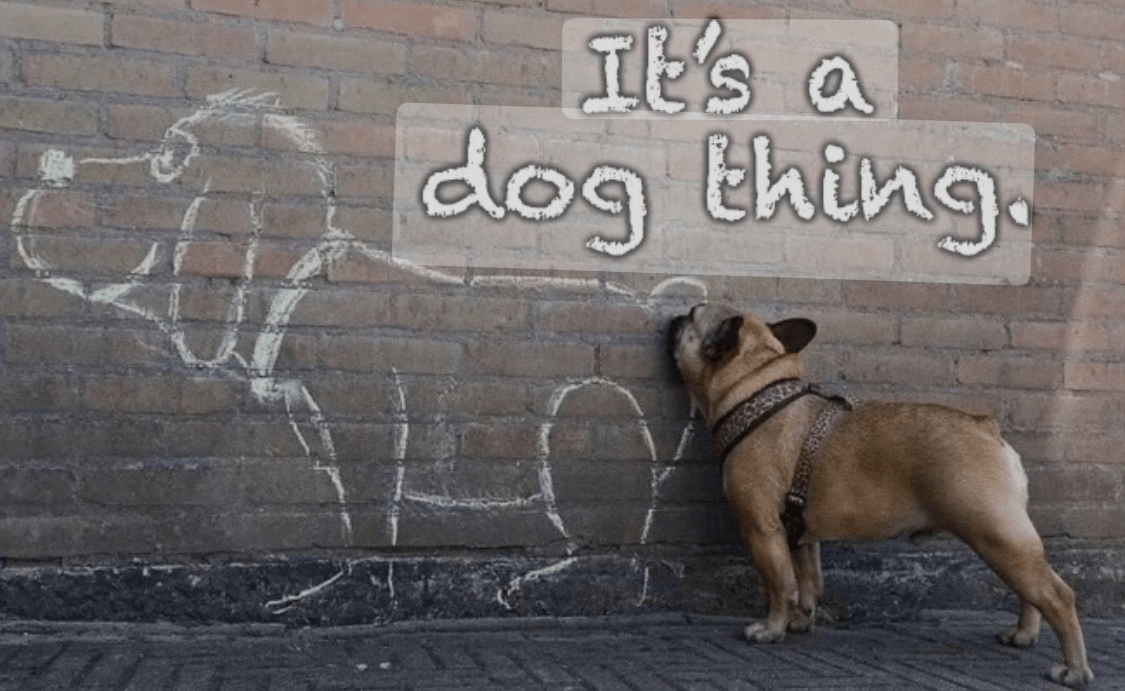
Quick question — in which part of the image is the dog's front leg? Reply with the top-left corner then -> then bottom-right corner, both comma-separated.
742,527 -> 799,643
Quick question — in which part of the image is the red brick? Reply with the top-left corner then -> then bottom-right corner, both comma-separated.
287,289 -> 394,327
1037,180 -> 1111,213
13,190 -> 96,229
253,243 -> 306,280
0,140 -> 12,177
1035,247 -> 1125,283
598,343 -> 665,380
334,163 -> 393,200
1012,321 -> 1116,355
899,59 -> 947,93
845,351 -> 954,386
0,3 -> 104,45
0,44 -> 12,84
533,301 -> 652,333
467,340 -> 595,377
104,0 -> 187,8
11,235 -> 157,277
83,376 -> 238,414
339,80 -> 471,116
1007,392 -> 1124,430
899,95 -> 999,123
846,281 -> 950,311
902,24 -> 1004,61
551,0 -> 670,15
1059,3 -> 1125,39
0,97 -> 98,136
325,251 -> 466,285
22,54 -> 176,97
1027,466 -> 1122,502
1064,362 -> 1125,392
191,0 -> 333,26
1069,431 -> 1125,464
483,9 -> 564,50
341,0 -> 477,41
1068,284 -> 1125,318
847,0 -> 953,17
1001,104 -> 1099,141
320,335 -> 462,374
392,294 -> 528,332
266,31 -> 405,74
285,120 -> 395,159
794,311 -> 898,346
956,355 -> 1063,389
668,1 -> 786,19
901,317 -> 1008,350
1055,144 -> 1124,177
186,66 -> 330,110
959,63 -> 1056,101
1055,506 -> 1125,539
409,44 -> 559,88
111,15 -> 258,60
1006,35 -> 1102,70
955,0 -> 1059,31
178,154 -> 327,196
462,423 -> 539,459
176,241 -> 250,279
953,284 -> 1059,315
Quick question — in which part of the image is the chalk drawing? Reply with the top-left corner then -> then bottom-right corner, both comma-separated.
8,90 -> 710,613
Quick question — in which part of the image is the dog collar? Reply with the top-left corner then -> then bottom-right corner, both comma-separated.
711,379 -> 810,464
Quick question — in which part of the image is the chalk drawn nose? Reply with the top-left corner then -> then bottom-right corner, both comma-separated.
39,150 -> 75,187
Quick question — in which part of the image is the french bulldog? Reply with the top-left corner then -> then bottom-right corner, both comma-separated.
667,303 -> 1092,688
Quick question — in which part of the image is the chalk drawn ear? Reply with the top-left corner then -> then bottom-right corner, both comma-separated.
702,315 -> 743,363
768,318 -> 817,353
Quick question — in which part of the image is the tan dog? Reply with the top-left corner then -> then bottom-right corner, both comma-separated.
667,303 -> 1093,688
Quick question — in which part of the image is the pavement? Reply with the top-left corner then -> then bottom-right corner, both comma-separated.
0,611 -> 1121,691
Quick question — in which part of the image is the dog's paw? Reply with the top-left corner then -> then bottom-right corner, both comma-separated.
744,622 -> 786,644
995,625 -> 1038,649
788,611 -> 815,634
1048,661 -> 1094,688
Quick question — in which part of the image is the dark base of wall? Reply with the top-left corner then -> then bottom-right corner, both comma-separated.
2,540 -> 1121,627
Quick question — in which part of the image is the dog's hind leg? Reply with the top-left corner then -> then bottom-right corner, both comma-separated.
956,517 -> 1092,688
789,542 -> 821,633
996,597 -> 1041,649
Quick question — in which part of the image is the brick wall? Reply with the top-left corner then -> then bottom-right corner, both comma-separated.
0,0 -> 1121,619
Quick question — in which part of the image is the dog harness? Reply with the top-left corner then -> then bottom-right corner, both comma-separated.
711,379 -> 854,548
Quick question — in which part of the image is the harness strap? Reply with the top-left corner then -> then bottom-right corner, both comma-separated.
781,387 -> 854,548
711,379 -> 808,465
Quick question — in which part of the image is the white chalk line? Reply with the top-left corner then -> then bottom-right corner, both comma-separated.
265,566 -> 347,613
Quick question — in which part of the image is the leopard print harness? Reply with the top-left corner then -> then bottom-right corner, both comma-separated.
711,379 -> 855,548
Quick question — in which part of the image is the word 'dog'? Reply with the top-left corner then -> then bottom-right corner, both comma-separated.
421,127 -> 647,258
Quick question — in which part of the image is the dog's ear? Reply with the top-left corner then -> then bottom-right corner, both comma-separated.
769,318 -> 817,353
702,315 -> 743,362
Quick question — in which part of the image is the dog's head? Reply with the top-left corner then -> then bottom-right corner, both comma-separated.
667,303 -> 816,414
